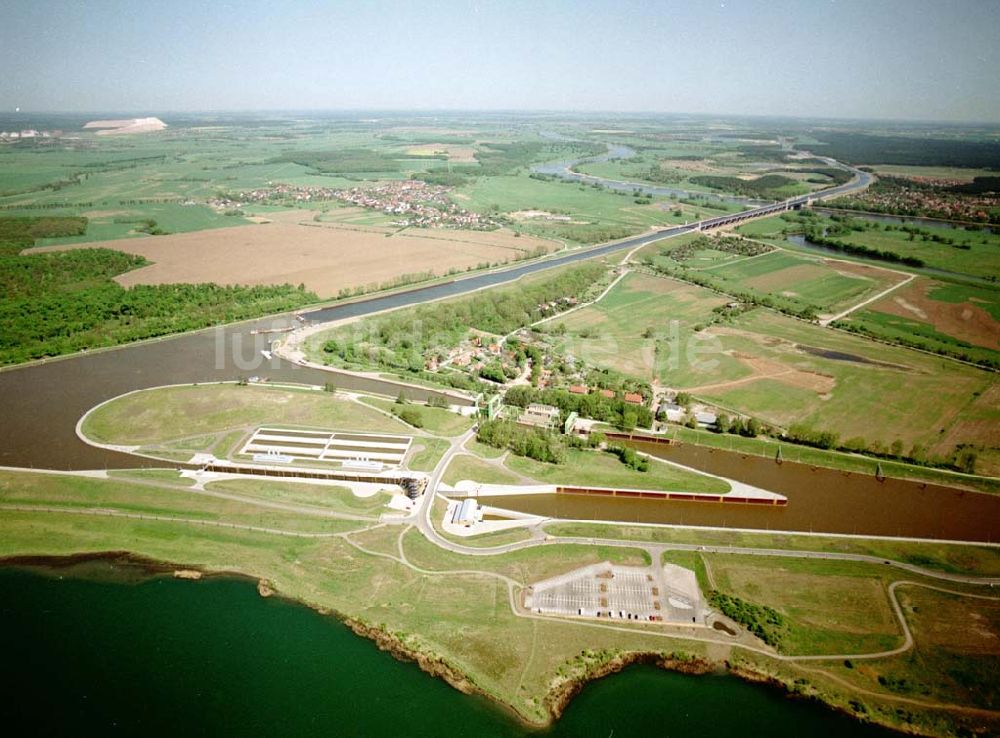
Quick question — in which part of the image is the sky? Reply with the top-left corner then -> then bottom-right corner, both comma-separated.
1,0 -> 998,122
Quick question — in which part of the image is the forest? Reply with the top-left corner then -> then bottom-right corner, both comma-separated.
0,216 -> 317,364
810,131 -> 1000,169
689,174 -> 797,199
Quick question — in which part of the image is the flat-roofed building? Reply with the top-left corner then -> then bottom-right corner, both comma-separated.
452,498 -> 479,527
521,403 -> 560,429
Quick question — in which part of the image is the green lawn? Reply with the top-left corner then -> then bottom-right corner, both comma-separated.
82,384 -> 410,447
406,437 -> 451,472
547,521 -> 1000,576
504,448 -> 729,494
443,454 -> 521,486
204,478 -> 391,516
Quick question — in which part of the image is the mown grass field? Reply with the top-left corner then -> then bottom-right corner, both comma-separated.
443,454 -> 521,486
203,478 -> 392,516
82,383 -> 409,448
705,554 -> 903,655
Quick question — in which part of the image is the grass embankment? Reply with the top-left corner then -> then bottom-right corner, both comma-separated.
0,469 -> 360,535
82,383 -> 410,451
549,521 -> 1000,577
504,449 -> 729,493
1,466 -> 997,736
203,479 -> 391,517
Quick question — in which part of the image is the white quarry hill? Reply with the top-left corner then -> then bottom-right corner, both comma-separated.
83,117 -> 167,135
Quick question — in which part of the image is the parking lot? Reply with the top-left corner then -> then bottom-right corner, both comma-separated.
525,562 -> 706,625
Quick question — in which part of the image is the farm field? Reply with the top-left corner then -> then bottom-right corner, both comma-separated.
698,248 -> 907,315
841,277 -> 1000,365
685,310 -> 998,457
552,271 -> 731,383
737,212 -> 1000,280
30,221 -> 557,298
552,269 -> 996,460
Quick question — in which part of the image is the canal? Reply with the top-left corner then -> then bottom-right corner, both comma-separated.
480,440 -> 1000,543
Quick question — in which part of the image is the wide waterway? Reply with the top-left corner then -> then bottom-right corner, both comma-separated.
482,441 -> 1000,543
0,561 -> 898,737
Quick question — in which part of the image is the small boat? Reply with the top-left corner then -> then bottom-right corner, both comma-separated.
261,350 -> 273,361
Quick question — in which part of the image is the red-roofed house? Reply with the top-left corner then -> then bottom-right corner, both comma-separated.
599,389 -> 615,399
623,392 -> 644,405
569,385 -> 588,395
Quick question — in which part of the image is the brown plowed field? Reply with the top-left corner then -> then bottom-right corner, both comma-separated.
30,223 -> 556,298
869,279 -> 999,350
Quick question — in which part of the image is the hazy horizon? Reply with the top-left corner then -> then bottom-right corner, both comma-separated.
2,0 -> 998,123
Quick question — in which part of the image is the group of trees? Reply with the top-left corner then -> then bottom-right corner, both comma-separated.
504,385 -> 654,432
833,319 -> 1000,371
810,131 -> 1000,170
709,591 -> 785,648
800,227 -> 925,268
687,404 -> 983,475
689,174 -> 798,199
604,443 -> 649,472
667,235 -> 772,263
0,215 -> 87,256
476,419 -> 567,464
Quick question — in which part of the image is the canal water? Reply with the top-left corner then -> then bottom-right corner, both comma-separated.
484,441 -> 1000,543
0,563 -> 897,737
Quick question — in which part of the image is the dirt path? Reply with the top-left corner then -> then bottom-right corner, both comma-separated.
819,272 -> 916,326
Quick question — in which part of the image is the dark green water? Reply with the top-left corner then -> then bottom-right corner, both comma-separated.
0,565 -> 896,737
